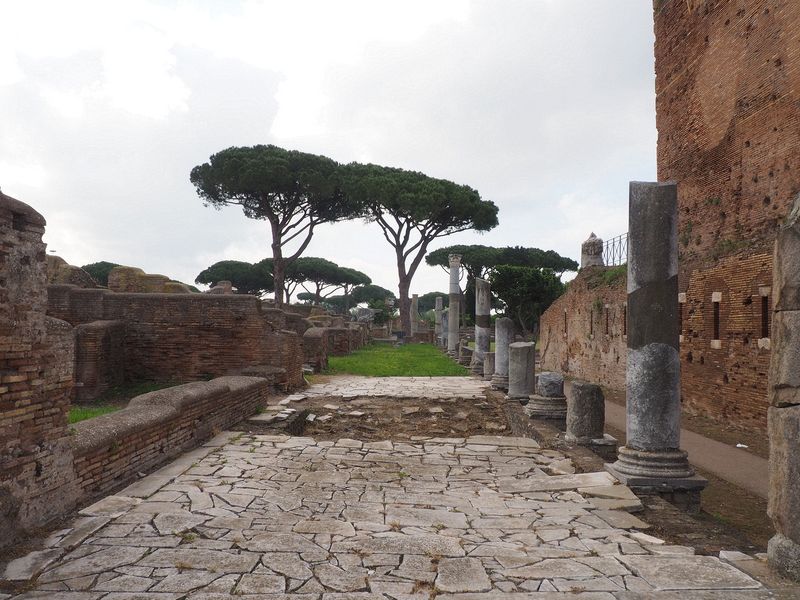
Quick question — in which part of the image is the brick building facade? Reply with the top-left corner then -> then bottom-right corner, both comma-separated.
540,0 -> 800,431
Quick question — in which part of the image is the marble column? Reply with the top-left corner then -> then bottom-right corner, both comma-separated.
491,317 -> 513,390
441,310 -> 449,349
527,371 -> 567,419
434,296 -> 443,346
470,278 -> 491,375
447,254 -> 461,357
410,294 -> 419,338
566,381 -> 605,444
606,181 -> 704,489
768,195 -> 800,581
507,342 -> 535,401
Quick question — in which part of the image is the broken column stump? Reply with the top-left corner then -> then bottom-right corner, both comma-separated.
527,371 -> 567,419
491,317 -> 513,391
507,342 -> 535,401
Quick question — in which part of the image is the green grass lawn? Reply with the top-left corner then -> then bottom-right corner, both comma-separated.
68,380 -> 183,424
68,404 -> 122,424
325,343 -> 468,377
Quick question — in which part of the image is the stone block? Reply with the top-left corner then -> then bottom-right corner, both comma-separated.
507,342 -> 535,400
768,533 -> 800,581
538,371 -> 565,397
768,405 -> 800,544
566,380 -> 605,443
768,311 -> 800,406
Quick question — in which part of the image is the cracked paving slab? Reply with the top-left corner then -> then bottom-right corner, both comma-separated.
2,407 -> 770,599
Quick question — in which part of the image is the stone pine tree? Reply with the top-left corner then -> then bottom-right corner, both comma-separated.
195,260 -> 273,296
190,145 -> 360,307
342,163 -> 498,336
426,244 -> 577,322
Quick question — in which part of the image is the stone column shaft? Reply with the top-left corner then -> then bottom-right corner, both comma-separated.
441,310 -> 449,348
607,181 -> 702,487
492,317 -> 513,390
767,195 -> 800,581
434,296 -> 443,345
471,278 -> 491,375
507,342 -> 535,400
483,352 -> 495,381
447,255 -> 461,356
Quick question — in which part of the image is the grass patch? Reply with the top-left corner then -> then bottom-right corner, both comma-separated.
325,343 -> 468,377
68,380 -> 183,424
68,404 -> 122,424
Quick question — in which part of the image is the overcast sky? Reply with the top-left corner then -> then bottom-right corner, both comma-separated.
0,0 -> 656,298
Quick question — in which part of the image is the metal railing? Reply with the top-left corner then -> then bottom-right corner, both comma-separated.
603,233 -> 628,266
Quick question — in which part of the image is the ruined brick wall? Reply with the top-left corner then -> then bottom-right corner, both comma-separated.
70,377 -> 269,500
74,320 -> 126,402
48,286 -> 304,389
0,192 -> 79,548
653,0 -> 800,429
539,268 -> 628,391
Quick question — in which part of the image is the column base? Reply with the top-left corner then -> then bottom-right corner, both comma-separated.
606,446 -> 706,490
769,534 -> 800,582
526,394 -> 567,419
491,374 -> 508,391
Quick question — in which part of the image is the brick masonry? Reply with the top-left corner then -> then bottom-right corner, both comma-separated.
541,1 -> 800,432
47,284 -> 305,392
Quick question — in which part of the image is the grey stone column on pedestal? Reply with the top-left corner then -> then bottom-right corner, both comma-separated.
507,342 -> 535,400
470,278 -> 491,375
447,254 -> 461,356
527,371 -> 567,419
483,352 -> 495,381
566,381 -> 605,444
434,296 -> 443,346
606,181 -> 704,489
410,294 -> 419,337
491,317 -> 513,390
767,195 -> 800,581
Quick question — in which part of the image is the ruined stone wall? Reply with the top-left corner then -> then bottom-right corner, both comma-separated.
47,285 -> 304,389
539,268 -> 628,391
74,320 -> 126,402
652,0 -> 800,430
0,192 -> 79,547
70,377 -> 269,500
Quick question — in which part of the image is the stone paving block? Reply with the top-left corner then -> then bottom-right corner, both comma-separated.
79,496 -> 142,518
435,557 -> 491,592
3,549 -> 65,581
618,555 -> 762,590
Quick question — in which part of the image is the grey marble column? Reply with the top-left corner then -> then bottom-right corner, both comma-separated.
434,296 -> 443,346
491,317 -> 513,390
607,181 -> 704,489
483,351 -> 495,381
410,294 -> 419,338
447,254 -> 461,357
507,342 -> 535,400
470,278 -> 491,375
527,371 -> 567,419
441,310 -> 449,349
566,381 -> 605,444
768,195 -> 800,581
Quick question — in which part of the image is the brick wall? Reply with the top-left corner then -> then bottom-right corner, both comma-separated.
0,192 -> 79,546
539,267 -> 628,391
70,376 -> 269,499
48,285 -> 305,390
540,257 -> 772,429
74,321 -> 126,402
652,0 -> 800,429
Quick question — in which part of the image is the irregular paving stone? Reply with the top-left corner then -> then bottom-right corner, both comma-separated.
262,553 -> 314,580
314,564 -> 368,592
3,549 -> 64,581
239,533 -> 324,553
152,511 -> 209,535
235,573 -> 287,594
294,519 -> 356,537
593,509 -> 650,530
435,558 -> 492,592
500,558 -> 598,579
136,548 -> 260,573
38,547 -> 149,583
619,555 -> 763,590
385,506 -> 468,529
79,496 -> 141,518
357,533 -> 465,557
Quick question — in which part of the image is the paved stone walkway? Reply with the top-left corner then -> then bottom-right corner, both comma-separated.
290,376 -> 490,400
2,424 -> 771,598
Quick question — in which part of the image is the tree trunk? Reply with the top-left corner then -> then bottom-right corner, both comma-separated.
271,223 -> 285,307
398,276 -> 411,338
